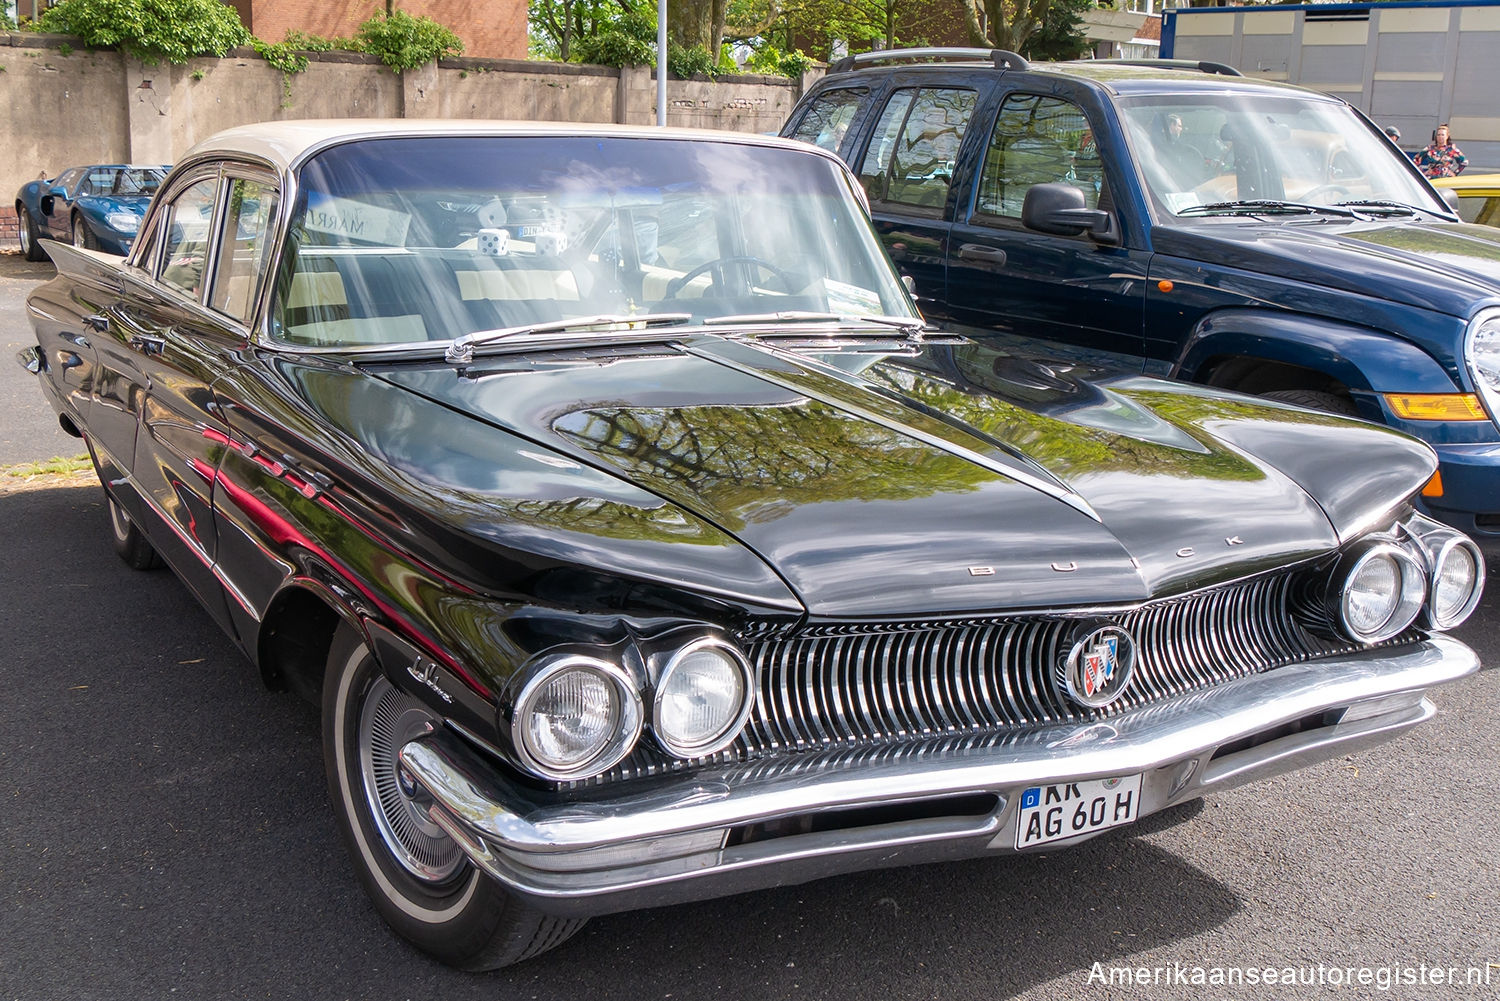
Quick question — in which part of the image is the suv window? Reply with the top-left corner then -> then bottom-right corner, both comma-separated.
858,88 -> 977,212
787,88 -> 868,153
977,94 -> 1104,219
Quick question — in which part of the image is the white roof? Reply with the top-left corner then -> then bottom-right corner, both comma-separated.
184,119 -> 820,175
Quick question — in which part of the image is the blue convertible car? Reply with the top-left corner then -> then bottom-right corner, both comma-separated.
15,164 -> 168,260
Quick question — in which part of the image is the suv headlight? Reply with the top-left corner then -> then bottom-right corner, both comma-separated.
1332,542 -> 1427,644
509,655 -> 643,780
1466,307 -> 1500,425
651,637 -> 755,758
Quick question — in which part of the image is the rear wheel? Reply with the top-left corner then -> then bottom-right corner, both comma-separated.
106,494 -> 165,570
322,623 -> 586,970
1259,388 -> 1359,417
17,205 -> 45,261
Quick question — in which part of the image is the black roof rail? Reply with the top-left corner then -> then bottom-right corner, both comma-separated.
1082,57 -> 1243,77
829,47 -> 1030,75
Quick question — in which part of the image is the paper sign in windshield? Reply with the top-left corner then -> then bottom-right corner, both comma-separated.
304,197 -> 411,246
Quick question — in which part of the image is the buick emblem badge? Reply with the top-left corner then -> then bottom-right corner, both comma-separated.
1058,624 -> 1137,709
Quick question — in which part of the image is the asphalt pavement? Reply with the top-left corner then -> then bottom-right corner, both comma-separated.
1,249 -> 1497,1000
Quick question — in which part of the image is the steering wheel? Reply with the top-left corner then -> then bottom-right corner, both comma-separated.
1300,183 -> 1354,204
663,256 -> 796,299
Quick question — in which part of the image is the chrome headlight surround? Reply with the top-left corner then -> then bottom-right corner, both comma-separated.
650,636 -> 756,759
507,654 -> 643,781
1332,541 -> 1427,644
1464,306 -> 1500,427
1407,527 -> 1487,631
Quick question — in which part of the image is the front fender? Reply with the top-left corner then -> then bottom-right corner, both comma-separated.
1172,309 -> 1458,395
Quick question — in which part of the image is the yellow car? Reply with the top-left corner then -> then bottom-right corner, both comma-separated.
1432,173 -> 1500,226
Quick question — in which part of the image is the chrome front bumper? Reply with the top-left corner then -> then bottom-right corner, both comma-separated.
399,635 -> 1478,917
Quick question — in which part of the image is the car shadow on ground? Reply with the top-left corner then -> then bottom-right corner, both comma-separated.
1,482 -> 1243,1000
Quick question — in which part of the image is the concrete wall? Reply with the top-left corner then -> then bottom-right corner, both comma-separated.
3,33 -> 818,246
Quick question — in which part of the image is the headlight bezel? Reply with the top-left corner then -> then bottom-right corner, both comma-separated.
1463,306 -> 1500,428
1333,541 -> 1427,644
508,653 -> 643,781
650,636 -> 756,759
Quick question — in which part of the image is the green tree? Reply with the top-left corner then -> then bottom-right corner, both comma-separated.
960,0 -> 1056,54
530,0 -> 652,61
38,0 -> 250,64
1023,0 -> 1092,60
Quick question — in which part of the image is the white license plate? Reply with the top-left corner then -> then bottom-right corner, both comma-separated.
1015,774 -> 1143,849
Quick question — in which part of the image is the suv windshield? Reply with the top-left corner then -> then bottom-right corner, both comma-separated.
270,136 -> 914,348
1119,94 -> 1444,217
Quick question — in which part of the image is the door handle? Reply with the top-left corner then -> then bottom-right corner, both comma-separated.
957,244 -> 1007,266
129,334 -> 166,357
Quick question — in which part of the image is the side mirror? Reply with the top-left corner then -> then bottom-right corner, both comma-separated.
1439,188 -> 1460,213
1022,182 -> 1118,244
50,185 -> 68,198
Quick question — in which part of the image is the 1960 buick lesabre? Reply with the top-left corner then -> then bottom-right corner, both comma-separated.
17,121 -> 1484,970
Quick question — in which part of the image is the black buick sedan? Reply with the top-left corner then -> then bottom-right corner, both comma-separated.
17,121 -> 1483,970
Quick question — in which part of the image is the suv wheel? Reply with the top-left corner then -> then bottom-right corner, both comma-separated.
1259,389 -> 1358,417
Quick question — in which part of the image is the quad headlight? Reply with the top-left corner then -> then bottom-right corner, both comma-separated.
1334,542 -> 1427,644
504,634 -> 757,780
651,637 -> 755,759
1412,528 -> 1487,630
509,655 -> 643,780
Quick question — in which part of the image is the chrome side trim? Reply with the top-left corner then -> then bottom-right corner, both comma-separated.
400,634 -> 1476,915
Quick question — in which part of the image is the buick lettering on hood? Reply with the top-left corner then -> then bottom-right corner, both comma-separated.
17,121 -> 1483,970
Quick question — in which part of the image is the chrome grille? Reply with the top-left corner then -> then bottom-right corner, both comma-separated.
591,570 -> 1391,785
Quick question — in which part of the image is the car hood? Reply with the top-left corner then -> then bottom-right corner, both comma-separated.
1153,218 -> 1500,318
76,194 -> 152,216
349,336 -> 1434,617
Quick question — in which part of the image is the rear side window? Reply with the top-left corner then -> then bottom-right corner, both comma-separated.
210,177 -> 280,323
857,87 -> 978,213
787,88 -> 868,153
977,93 -> 1103,220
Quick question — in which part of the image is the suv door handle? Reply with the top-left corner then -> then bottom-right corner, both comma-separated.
957,244 -> 1007,265
129,334 -> 166,357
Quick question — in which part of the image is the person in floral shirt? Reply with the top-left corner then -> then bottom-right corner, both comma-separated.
1414,124 -> 1468,178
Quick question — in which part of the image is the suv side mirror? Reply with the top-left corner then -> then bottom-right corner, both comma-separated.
1022,183 -> 1118,244
1438,188 -> 1459,213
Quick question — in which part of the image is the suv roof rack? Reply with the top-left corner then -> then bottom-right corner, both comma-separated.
1082,58 -> 1243,77
829,47 -> 1030,75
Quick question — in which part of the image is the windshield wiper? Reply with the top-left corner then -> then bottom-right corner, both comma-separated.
1177,199 -> 1357,218
704,311 -> 930,338
1335,199 -> 1450,219
445,313 -> 692,364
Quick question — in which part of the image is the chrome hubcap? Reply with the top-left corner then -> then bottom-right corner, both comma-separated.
72,223 -> 85,248
17,214 -> 29,253
358,675 -> 464,884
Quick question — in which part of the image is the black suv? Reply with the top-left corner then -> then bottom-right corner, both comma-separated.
782,49 -> 1500,548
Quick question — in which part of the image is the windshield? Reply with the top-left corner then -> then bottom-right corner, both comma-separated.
269,136 -> 915,348
1119,94 -> 1446,217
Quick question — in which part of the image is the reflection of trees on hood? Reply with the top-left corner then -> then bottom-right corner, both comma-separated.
1344,224 -> 1500,266
865,346 -> 1271,483
553,400 -> 991,531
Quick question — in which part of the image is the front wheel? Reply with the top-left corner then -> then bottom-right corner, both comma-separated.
322,623 -> 586,969
1259,388 -> 1359,417
71,213 -> 98,251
